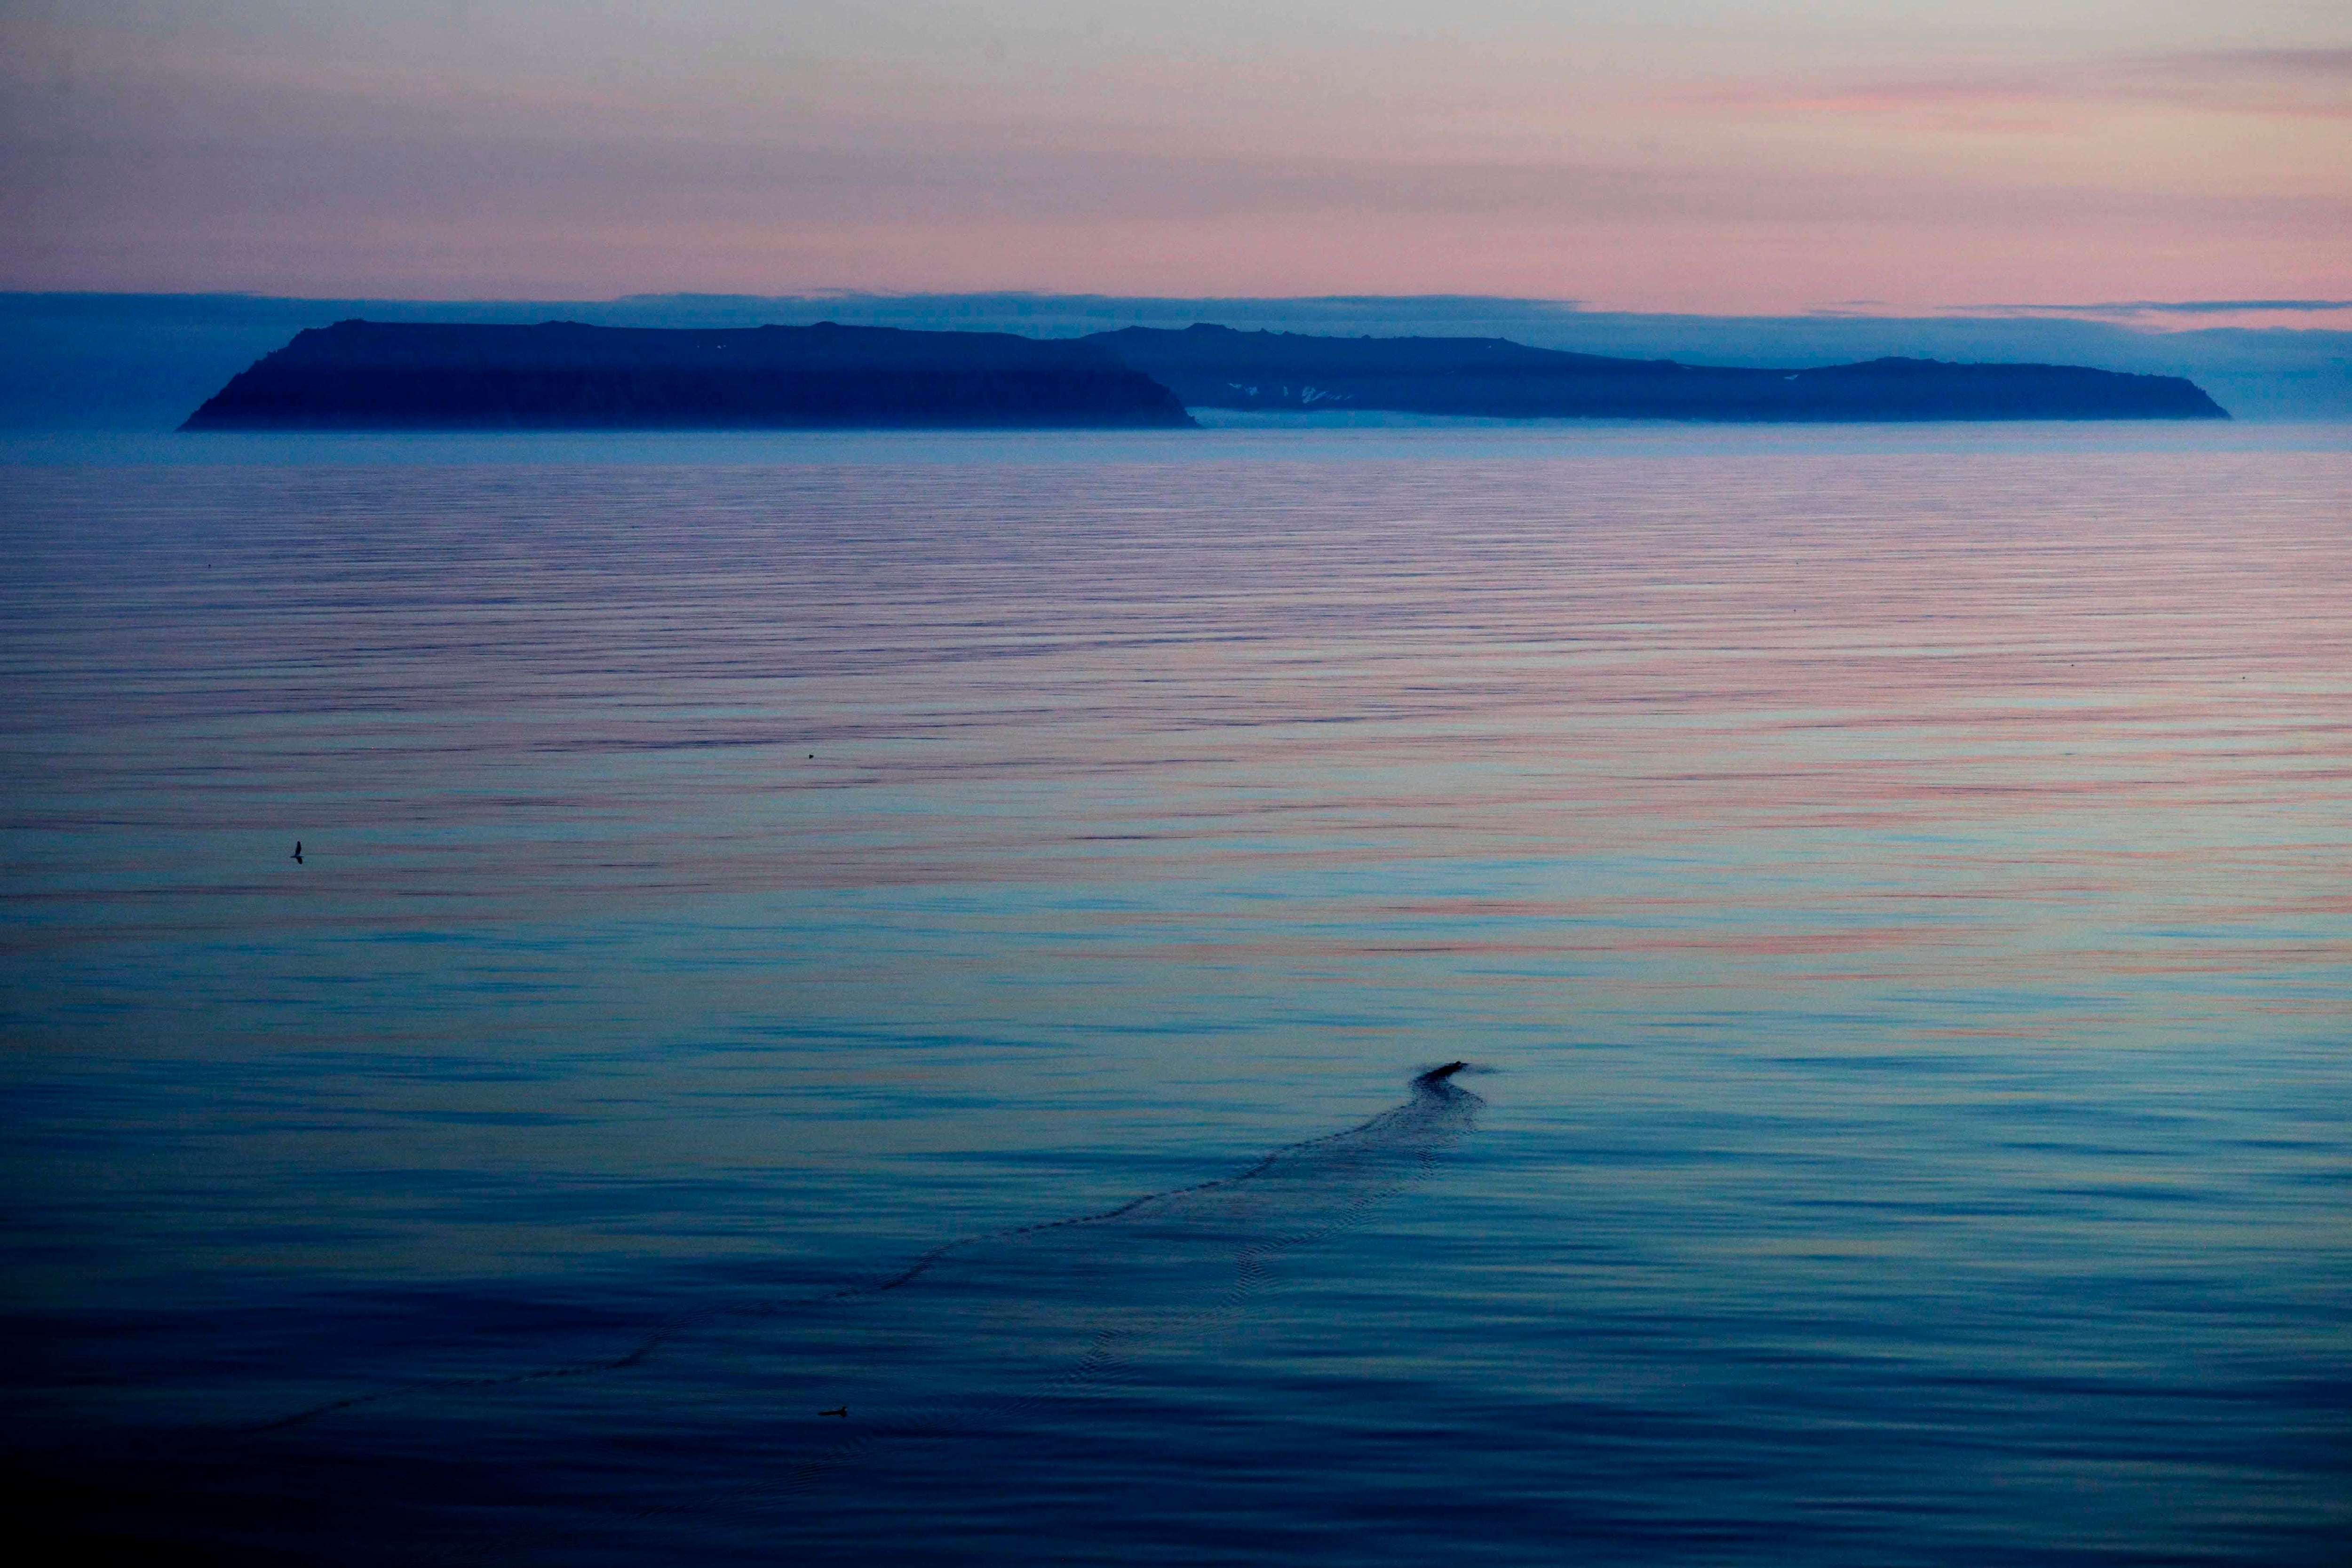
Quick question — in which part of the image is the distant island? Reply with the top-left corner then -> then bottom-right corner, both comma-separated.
182,318 -> 2229,430
1088,324 -> 2230,422
181,320 -> 1195,430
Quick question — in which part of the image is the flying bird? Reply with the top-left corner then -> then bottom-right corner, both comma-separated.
291,841 -> 303,864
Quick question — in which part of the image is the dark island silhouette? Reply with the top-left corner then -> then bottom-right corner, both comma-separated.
1087,324 -> 2229,422
181,320 -> 1195,430
181,318 -> 2229,429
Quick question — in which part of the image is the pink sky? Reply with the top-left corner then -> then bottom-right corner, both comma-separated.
3,2 -> 2346,322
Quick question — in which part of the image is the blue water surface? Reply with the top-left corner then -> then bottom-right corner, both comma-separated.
3,426 -> 2346,1565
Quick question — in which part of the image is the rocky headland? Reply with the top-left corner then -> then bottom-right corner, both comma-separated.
182,320 -> 1195,430
182,318 -> 2230,429
1088,324 -> 2229,421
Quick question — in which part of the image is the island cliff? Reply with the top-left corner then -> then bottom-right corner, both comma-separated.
181,320 -> 1195,430
181,318 -> 2231,430
1086,325 -> 2230,422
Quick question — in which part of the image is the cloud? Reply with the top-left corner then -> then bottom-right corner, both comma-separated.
11,52 -> 2342,234
2172,47 -> 2352,79
3,22 -> 2344,308
1973,300 -> 2352,316
1683,46 -> 2352,125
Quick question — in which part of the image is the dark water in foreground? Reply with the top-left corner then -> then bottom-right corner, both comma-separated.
3,430 -> 2347,1564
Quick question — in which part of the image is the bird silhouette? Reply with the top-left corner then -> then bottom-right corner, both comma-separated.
291,841 -> 304,864
818,1406 -> 848,1418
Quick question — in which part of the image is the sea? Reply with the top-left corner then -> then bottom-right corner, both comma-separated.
3,423 -> 2347,1566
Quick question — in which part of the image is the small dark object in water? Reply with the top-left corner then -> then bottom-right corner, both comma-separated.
819,1406 -> 848,1418
291,841 -> 303,864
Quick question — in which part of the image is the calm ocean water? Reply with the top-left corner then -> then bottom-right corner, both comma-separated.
4,427 -> 2347,1565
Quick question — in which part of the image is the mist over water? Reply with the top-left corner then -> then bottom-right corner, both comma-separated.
2,431 -> 2346,1564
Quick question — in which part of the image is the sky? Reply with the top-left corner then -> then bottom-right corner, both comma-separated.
3,1 -> 2348,324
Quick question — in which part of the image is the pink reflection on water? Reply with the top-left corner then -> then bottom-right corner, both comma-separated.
5,444 -> 2347,1019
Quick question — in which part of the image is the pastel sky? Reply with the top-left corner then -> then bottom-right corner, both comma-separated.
4,1 -> 2347,320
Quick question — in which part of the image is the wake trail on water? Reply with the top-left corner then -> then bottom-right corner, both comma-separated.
677,1060 -> 1487,1513
227,1064 -> 1485,1566
239,1064 -> 1482,1443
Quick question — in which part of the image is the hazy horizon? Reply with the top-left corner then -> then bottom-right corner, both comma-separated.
6,287 -> 2349,432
